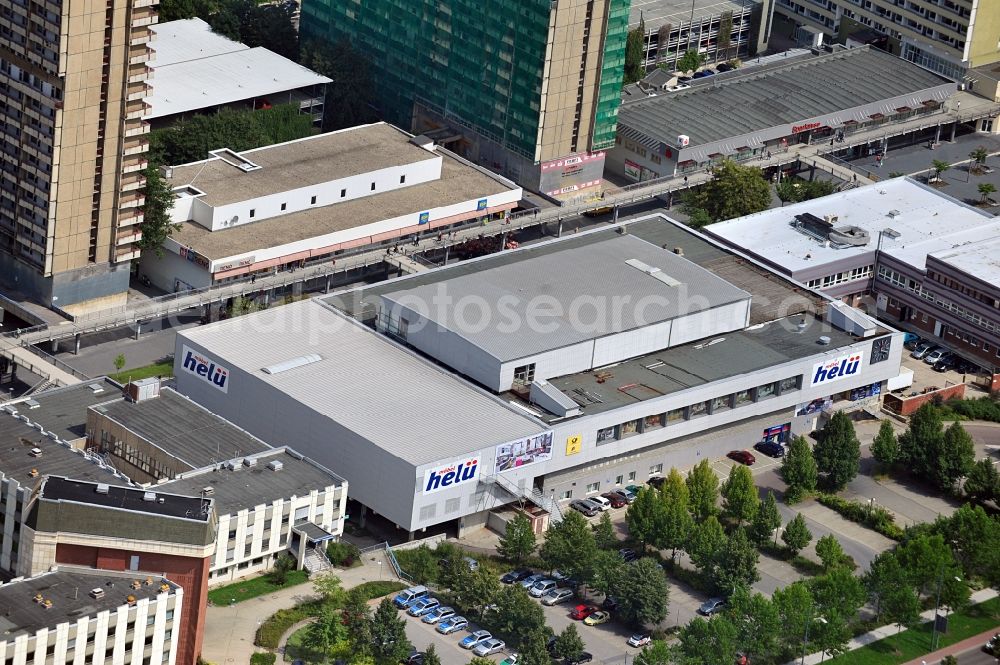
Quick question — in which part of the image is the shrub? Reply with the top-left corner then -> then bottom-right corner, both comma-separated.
816,493 -> 905,540
327,540 -> 362,567
250,654 -> 276,665
352,580 -> 406,600
942,396 -> 1000,422
255,601 -> 320,648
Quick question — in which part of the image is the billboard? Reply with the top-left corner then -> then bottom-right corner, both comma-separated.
624,160 -> 641,181
179,344 -> 230,393
494,431 -> 553,474
809,351 -> 863,387
423,456 -> 480,494
762,423 -> 791,444
796,397 -> 832,416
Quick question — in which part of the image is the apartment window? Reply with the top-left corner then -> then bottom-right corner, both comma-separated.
597,426 -> 617,443
445,498 -> 461,514
400,175 -> 406,184
711,395 -> 732,413
628,471 -> 637,482
734,389 -> 753,406
689,401 -> 709,418
649,463 -> 663,475
249,209 -> 255,218
620,419 -> 641,437
644,414 -> 665,430
513,363 -> 536,385
666,408 -> 684,424
757,382 -> 777,400
560,490 -> 573,500
419,504 -> 436,520
615,474 -> 624,485
228,530 -> 237,540
586,482 -> 600,493
778,376 -> 801,393
370,182 -> 376,191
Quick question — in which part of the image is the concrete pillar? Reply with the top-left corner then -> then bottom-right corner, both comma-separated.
51,339 -> 58,354
557,218 -> 564,237
500,232 -> 507,250
809,163 -> 816,181
949,122 -> 957,141
325,274 -> 332,293
612,205 -> 620,224
134,322 -> 141,340
934,124 -> 941,143
443,246 -> 450,265
73,334 -> 80,355
358,505 -> 367,528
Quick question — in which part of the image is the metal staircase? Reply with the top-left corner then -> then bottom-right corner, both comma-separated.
480,473 -> 564,523
303,546 -> 332,574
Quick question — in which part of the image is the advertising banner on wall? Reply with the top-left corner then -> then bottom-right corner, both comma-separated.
565,434 -> 582,456
495,431 -> 553,474
624,160 -> 641,181
179,344 -> 230,393
423,456 -> 480,494
850,382 -> 882,401
796,397 -> 832,416
762,423 -> 791,444
809,351 -> 864,387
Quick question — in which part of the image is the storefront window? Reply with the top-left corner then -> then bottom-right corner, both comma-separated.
757,382 -> 777,400
644,414 -> 665,430
734,389 -> 753,406
711,395 -> 732,413
666,408 -> 684,424
620,419 -> 641,437
778,376 -> 800,393
689,401 -> 709,418
596,426 -> 617,444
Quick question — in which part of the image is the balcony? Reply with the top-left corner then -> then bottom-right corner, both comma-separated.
122,139 -> 148,157
121,174 -> 145,192
130,26 -> 153,46
117,209 -> 144,227
128,47 -> 151,66
119,192 -> 146,209
122,158 -> 148,175
116,228 -> 143,245
115,246 -> 141,262
124,121 -> 150,138
126,83 -> 150,102
128,63 -> 152,84
125,100 -> 150,120
131,7 -> 158,27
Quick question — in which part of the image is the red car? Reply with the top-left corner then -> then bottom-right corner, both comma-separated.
727,450 -> 756,466
570,604 -> 598,620
601,492 -> 627,509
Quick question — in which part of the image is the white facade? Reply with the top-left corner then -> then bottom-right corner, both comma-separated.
0,572 -> 182,665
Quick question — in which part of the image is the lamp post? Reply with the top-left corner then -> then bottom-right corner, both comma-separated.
930,566 -> 962,651
800,615 -> 827,665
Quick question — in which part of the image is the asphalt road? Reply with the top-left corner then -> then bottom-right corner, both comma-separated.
954,643 -> 999,665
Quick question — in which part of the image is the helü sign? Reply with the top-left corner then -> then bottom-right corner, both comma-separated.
180,345 -> 230,393
423,457 -> 479,494
809,351 -> 863,387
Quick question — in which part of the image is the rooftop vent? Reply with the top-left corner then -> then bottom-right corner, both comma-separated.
28,469 -> 38,478
87,383 -> 105,394
828,225 -> 870,247
261,353 -> 323,375
126,594 -> 137,606
89,588 -> 105,599
142,491 -> 157,502
268,460 -> 284,472
624,259 -> 682,287
887,209 -> 902,219
818,336 -> 832,345
201,486 -> 215,496
226,459 -> 242,471
673,247 -> 684,256
243,457 -> 258,468
95,483 -> 110,495
29,447 -> 42,458
24,399 -> 40,410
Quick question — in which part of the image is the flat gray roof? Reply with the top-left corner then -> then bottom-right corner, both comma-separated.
178,302 -> 543,466
91,388 -> 270,471
0,568 -> 179,639
929,235 -> 1000,284
39,476 -> 211,522
170,151 -> 518,261
630,0 -> 751,29
379,233 -> 751,361
10,378 -> 121,441
529,313 -> 862,419
167,123 -> 435,207
618,46 -> 952,148
158,448 -> 344,516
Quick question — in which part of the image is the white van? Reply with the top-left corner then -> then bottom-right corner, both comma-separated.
393,585 -> 429,608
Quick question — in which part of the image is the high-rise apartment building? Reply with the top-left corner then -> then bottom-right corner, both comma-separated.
775,0 -> 1000,80
0,0 -> 155,314
300,0 -> 630,197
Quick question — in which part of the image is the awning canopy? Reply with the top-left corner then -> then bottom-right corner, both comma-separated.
293,521 -> 339,544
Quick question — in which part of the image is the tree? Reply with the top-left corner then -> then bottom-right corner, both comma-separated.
809,568 -> 866,659
683,160 -> 771,222
657,469 -> 693,559
937,504 -> 1000,587
969,146 -> 989,169
593,512 -> 618,551
138,165 -> 181,257
299,38 -> 379,132
717,11 -> 733,57
369,598 -> 411,665
422,645 -> 442,665
684,207 -> 714,229
454,565 -> 502,618
721,465 -> 759,526
634,640 -> 673,665
518,630 -> 554,665
314,574 -> 345,605
725,586 -> 781,663
899,403 -> 944,478
677,616 -> 738,665
342,588 -> 373,655
781,436 -> 818,503
813,411 -> 861,491
491,585 -> 547,641
963,459 -> 999,504
624,21 -> 646,84
677,49 -> 703,73
686,460 -> 720,521
688,516 -> 727,574
871,420 -> 900,468
815,535 -> 848,571
895,533 -> 959,597
655,24 -> 672,64
469,658 -> 496,665
498,513 -> 537,563
937,422 -> 976,491
864,551 -> 920,627
399,545 -> 438,584
617,558 -> 670,627
782,514 -> 812,555
979,182 -> 998,204
113,353 -> 126,373
711,528 -> 760,595
932,159 -> 951,181
540,510 -> 597,581
772,582 -> 815,655
749,491 -> 782,547
552,624 -> 585,661
302,603 -> 343,659
207,0 -> 298,59
776,178 -> 837,205
157,0 -> 216,22
270,553 -> 295,584
228,296 -> 262,317
589,550 -> 626,599
626,487 -> 664,550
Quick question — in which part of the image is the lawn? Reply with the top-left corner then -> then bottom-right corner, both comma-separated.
207,570 -> 309,606
826,597 -> 1000,665
284,624 -> 325,664
108,359 -> 173,384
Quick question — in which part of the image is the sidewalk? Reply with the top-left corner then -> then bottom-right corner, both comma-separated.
793,589 -> 998,665
201,548 -> 396,665
900,628 -> 1000,665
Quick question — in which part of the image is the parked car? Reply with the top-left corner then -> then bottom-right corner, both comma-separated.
588,495 -> 612,511
627,634 -> 651,648
565,653 -> 593,665
393,585 -> 429,609
698,598 -> 726,616
753,441 -> 784,458
582,206 -> 614,218
570,500 -> 599,517
932,354 -> 957,372
408,597 -> 440,617
437,616 -> 468,634
473,638 -> 506,657
529,579 -> 558,598
601,492 -> 627,508
602,596 -> 619,611
520,573 -> 545,589
692,71 -> 709,79
983,632 -> 999,654
924,348 -> 949,365
611,488 -> 637,504
500,655 -> 519,665
583,611 -> 611,626
542,588 -> 575,605
460,630 -> 492,649
421,606 -> 455,624
570,604 -> 598,620
501,569 -> 533,584
911,342 -> 937,359
647,476 -> 667,489
955,359 -> 979,374
405,652 -> 424,665
727,450 -> 756,466
618,548 -> 637,562
716,63 -> 734,72
903,332 -> 921,349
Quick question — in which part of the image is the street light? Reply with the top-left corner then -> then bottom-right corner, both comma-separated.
800,615 -> 827,665
931,567 -> 962,651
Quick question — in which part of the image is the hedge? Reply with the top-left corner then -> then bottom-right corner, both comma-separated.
816,493 -> 905,541
250,654 -> 276,665
940,397 -> 1000,423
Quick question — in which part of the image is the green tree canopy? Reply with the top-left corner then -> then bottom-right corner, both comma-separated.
624,20 -> 646,84
721,464 -> 759,526
593,512 -> 618,551
683,160 -> 772,222
369,598 -> 411,665
814,411 -> 861,490
676,49 -> 703,73
749,491 -> 782,547
553,624 -> 585,661
772,582 -> 815,655
937,422 -> 976,491
657,469 -> 693,558
588,550 -> 627,599
782,513 -> 812,555
498,513 -> 537,564
518,629 -> 554,665
207,0 -> 298,59
864,551 -> 920,628
299,38 -> 380,132
688,515 -> 727,575
711,529 -> 760,595
490,585 -> 547,643
815,535 -> 849,571
725,586 -> 781,663
617,558 -> 670,627
343,588 -> 373,655
677,616 -> 738,665
781,435 -> 818,503
899,403 -> 944,480
627,487 -> 665,549
871,419 -> 900,467
935,504 -> 1000,587
138,166 -> 180,257
963,459 -> 999,504
634,640 -> 673,665
540,510 -> 597,581
686,459 -> 720,521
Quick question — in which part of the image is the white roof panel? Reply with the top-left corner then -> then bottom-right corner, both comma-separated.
151,18 -> 247,66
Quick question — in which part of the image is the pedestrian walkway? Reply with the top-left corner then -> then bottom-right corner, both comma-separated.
201,548 -> 397,665
792,588 -> 998,665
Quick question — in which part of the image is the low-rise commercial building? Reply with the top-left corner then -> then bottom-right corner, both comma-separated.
610,46 -> 956,181
173,214 -> 905,537
704,177 -> 1000,370
139,123 -> 522,292
0,567 -> 183,665
149,19 -> 331,127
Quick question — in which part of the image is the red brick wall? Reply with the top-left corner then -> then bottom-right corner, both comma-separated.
55,543 -> 209,665
886,383 -> 967,416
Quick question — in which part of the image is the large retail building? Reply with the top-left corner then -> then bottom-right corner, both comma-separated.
174,214 -> 905,536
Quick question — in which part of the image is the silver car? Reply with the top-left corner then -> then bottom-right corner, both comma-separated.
541,588 -> 574,605
473,638 -> 506,657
